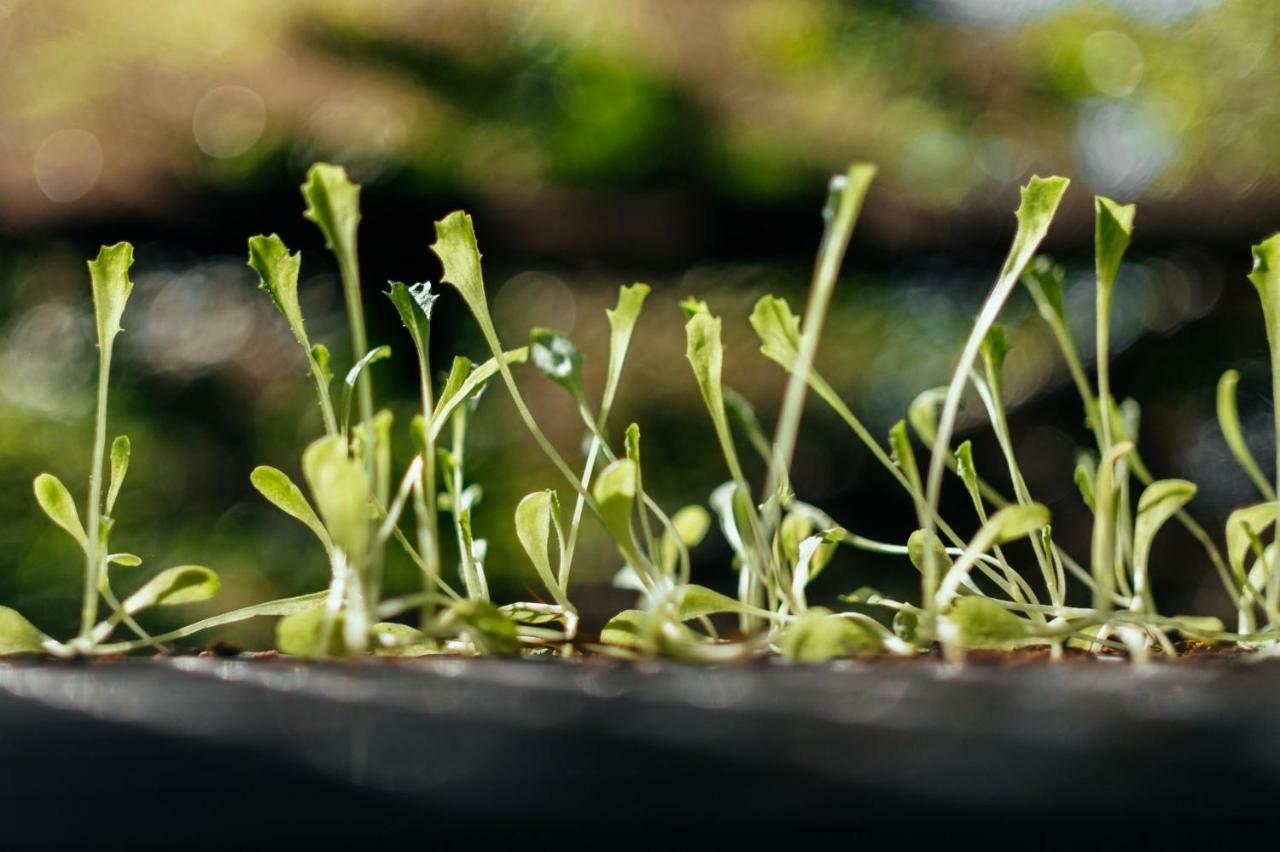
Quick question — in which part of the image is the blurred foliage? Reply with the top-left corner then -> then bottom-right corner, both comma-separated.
0,0 -> 1277,640
0,0 -> 1277,221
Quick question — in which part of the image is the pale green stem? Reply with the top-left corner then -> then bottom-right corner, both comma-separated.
79,343 -> 112,644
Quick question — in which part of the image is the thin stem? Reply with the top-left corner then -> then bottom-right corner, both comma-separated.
80,344 -> 112,644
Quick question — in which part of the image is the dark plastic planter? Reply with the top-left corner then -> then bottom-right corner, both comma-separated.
2,656 -> 1278,847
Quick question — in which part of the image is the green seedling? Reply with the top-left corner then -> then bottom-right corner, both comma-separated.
14,244 -> 221,657
15,159 -> 1280,663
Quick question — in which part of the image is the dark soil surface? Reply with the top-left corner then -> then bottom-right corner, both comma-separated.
3,652 -> 1280,846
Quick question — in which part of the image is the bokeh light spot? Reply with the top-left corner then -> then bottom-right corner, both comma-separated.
192,86 -> 267,159
1082,30 -> 1144,97
33,129 -> 103,203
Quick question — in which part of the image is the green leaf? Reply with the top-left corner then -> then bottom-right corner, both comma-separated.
680,296 -> 709,318
247,234 -> 310,347
943,597 -> 1029,649
311,343 -> 333,386
954,441 -> 981,502
250,465 -> 332,550
724,388 -> 772,463
686,311 -> 727,420
907,529 -> 952,574
276,605 -> 345,658
1073,453 -> 1097,511
1095,196 -> 1136,292
372,622 -> 436,657
87,242 -> 135,351
601,609 -> 647,649
980,324 -> 1011,392
986,503 -> 1052,543
0,607 -> 49,655
107,553 -> 142,567
33,473 -> 87,550
515,490 -> 571,609
1216,369 -> 1275,500
778,609 -> 882,661
387,281 -> 436,358
922,175 -> 1068,599
429,349 -> 529,440
935,503 -> 1050,606
123,565 -> 220,613
106,435 -> 130,515
888,420 -> 921,493
674,584 -> 746,620
1133,479 -> 1197,584
661,506 -> 711,574
301,435 -> 372,558
341,345 -> 391,434
431,211 -> 489,321
301,163 -> 361,256
907,388 -> 947,449
837,586 -> 882,604
1021,256 -> 1067,324
1226,502 -> 1277,585
529,328 -> 586,401
748,294 -> 802,371
1249,233 -> 1280,345
440,599 -> 518,655
593,459 -> 638,548
604,283 -> 650,399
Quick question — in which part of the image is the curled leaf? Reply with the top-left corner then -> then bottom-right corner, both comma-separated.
431,211 -> 488,321
87,242 -> 135,351
529,328 -> 586,401
106,435 -> 130,515
515,490 -> 572,609
1216,370 -> 1275,500
247,234 -> 309,346
123,565 -> 220,613
301,163 -> 361,256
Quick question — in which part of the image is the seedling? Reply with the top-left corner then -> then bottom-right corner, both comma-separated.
8,159 -> 1280,662
9,244 -> 221,657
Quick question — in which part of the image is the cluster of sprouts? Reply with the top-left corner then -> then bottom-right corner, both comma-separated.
4,161 -> 1279,662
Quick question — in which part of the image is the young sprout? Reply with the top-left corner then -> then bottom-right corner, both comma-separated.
921,176 -> 1069,614
763,164 -> 876,522
17,244 -> 222,657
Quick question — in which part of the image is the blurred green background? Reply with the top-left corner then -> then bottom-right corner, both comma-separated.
1,0 -> 1276,645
